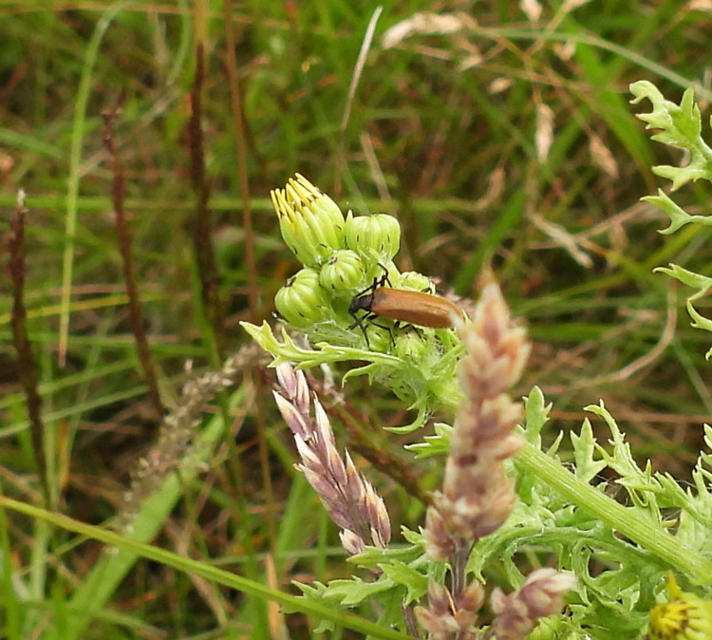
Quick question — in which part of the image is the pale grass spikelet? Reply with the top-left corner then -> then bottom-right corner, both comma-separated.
423,505 -> 455,560
520,0 -> 543,22
427,283 -> 529,547
488,77 -> 514,95
419,284 -> 573,638
339,528 -> 366,556
414,579 -> 485,640
381,12 -> 477,49
117,344 -> 263,530
489,569 -> 577,640
273,363 -> 391,553
589,132 -> 619,178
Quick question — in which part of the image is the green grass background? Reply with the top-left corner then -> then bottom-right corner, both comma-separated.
1,1 -> 711,637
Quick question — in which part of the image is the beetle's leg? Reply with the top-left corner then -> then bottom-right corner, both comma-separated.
353,276 -> 380,300
348,310 -> 372,347
368,316 -> 394,347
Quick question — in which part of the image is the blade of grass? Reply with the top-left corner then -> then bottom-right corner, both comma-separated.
0,496 -> 412,640
58,4 -> 121,366
0,486 -> 21,640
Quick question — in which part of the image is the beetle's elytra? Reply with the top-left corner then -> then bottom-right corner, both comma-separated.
349,269 -> 464,341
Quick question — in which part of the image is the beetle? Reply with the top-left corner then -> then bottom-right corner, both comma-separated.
349,268 -> 464,344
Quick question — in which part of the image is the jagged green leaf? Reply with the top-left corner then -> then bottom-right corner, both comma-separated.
522,386 -> 551,447
643,190 -> 712,234
406,422 -> 452,458
630,81 -> 712,191
570,419 -> 607,483
378,560 -> 428,604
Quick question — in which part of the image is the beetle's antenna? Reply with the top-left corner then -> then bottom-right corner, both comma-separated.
376,261 -> 392,287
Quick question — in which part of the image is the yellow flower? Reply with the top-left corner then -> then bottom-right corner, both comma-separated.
648,573 -> 712,640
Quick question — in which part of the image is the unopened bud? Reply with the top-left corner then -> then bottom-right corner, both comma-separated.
275,268 -> 331,327
344,211 -> 400,262
319,249 -> 365,293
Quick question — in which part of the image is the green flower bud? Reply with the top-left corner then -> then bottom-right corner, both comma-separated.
344,212 -> 401,262
270,174 -> 346,268
319,249 -> 365,293
649,573 -> 712,640
398,271 -> 433,293
275,268 -> 331,328
360,323 -> 392,352
394,331 -> 428,361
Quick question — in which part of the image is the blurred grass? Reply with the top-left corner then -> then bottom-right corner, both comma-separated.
1,0 -> 712,637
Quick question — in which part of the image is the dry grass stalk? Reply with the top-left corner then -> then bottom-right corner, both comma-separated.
273,363 -> 391,555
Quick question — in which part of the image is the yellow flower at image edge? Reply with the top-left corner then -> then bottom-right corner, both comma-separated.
648,574 -> 712,640
270,173 -> 345,268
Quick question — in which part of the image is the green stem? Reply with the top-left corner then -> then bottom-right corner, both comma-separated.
515,441 -> 712,585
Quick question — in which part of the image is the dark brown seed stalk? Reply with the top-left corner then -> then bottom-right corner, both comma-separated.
101,95 -> 164,422
188,43 -> 224,354
7,192 -> 49,504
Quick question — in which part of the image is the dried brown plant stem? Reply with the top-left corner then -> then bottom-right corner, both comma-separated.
223,0 -> 276,551
188,43 -> 224,355
8,192 -> 50,504
223,1 -> 258,323
101,98 -> 164,422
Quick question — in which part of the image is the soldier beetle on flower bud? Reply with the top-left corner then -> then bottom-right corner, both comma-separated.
349,266 -> 465,345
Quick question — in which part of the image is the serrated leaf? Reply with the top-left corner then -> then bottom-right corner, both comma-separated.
382,394 -> 432,433
522,386 -> 552,446
400,526 -> 423,546
570,419 -> 607,483
406,422 -> 452,458
379,560 -> 428,603
630,81 -> 712,191
300,576 -> 395,607
545,430 -> 564,456
337,577 -> 395,607
653,263 -> 712,290
686,297 -> 712,333
653,264 -> 712,340
240,321 -> 403,374
348,543 -> 422,570
643,190 -> 712,234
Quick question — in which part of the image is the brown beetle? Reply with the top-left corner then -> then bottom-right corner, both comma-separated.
349,269 -> 463,343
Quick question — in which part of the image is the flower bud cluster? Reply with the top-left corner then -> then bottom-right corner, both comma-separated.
270,174 -> 402,331
262,174 -> 466,422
